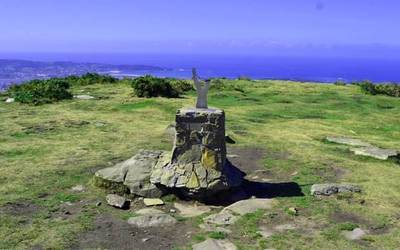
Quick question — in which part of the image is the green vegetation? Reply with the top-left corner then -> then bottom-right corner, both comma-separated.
334,80 -> 347,86
64,73 -> 118,85
8,78 -> 73,105
1,79 -> 399,249
208,231 -> 227,239
355,80 -> 400,97
130,75 -> 181,98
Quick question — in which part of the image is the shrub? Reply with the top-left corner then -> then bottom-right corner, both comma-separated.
170,79 -> 194,92
357,80 -> 400,97
358,80 -> 378,95
65,73 -> 118,86
8,79 -> 73,105
334,80 -> 346,86
237,75 -> 252,81
130,75 -> 180,98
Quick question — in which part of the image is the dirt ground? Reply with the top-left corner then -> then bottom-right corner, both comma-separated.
71,215 -> 196,250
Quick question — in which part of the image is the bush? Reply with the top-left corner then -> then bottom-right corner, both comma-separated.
357,80 -> 400,97
170,79 -> 194,92
130,75 -> 180,98
65,73 -> 118,86
237,75 -> 252,81
334,80 -> 346,86
8,79 -> 73,105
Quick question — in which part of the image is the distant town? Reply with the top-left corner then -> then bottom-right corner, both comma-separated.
0,59 -> 167,90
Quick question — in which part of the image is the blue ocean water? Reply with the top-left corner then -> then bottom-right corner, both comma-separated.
1,53 -> 400,83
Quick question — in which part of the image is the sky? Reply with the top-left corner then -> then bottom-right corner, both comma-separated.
0,0 -> 400,58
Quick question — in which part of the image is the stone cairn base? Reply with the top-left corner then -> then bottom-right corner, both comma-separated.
94,107 -> 243,200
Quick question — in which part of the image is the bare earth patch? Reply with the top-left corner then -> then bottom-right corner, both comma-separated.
72,215 -> 195,250
0,201 -> 40,217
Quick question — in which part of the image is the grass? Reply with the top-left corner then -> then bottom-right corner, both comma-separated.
1,80 -> 400,249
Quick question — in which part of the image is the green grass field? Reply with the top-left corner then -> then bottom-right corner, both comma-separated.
1,80 -> 399,249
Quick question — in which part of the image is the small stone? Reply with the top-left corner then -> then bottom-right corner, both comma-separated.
192,239 -> 237,250
288,207 -> 298,216
169,209 -> 176,213
143,198 -> 164,206
74,95 -> 95,100
71,185 -> 85,192
96,201 -> 102,206
127,214 -> 177,228
343,228 -> 367,240
106,194 -> 129,209
141,237 -> 151,242
311,183 -> 361,196
5,97 -> 15,103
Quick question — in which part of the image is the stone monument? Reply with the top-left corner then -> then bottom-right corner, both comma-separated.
151,68 -> 242,198
94,69 -> 242,200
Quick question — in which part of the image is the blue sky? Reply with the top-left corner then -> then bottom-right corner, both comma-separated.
1,0 -> 400,58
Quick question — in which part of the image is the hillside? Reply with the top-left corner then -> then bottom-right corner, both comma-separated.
0,59 -> 166,90
0,80 -> 399,249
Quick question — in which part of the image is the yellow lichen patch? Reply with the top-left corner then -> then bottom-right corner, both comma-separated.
186,171 -> 200,189
201,148 -> 217,169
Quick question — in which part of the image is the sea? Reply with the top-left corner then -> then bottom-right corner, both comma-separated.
1,52 -> 400,84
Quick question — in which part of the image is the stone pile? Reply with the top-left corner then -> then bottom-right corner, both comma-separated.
94,107 -> 243,200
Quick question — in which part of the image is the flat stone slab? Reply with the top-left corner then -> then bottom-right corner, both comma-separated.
311,183 -> 361,196
222,198 -> 276,215
342,228 -> 367,240
326,136 -> 372,147
350,147 -> 399,160
174,202 -> 211,217
135,208 -> 165,215
127,214 -> 177,228
143,198 -> 164,206
192,239 -> 237,250
105,194 -> 129,209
